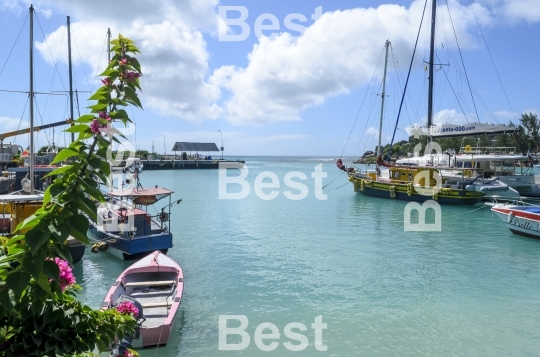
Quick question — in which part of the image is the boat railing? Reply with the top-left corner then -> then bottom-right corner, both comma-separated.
459,146 -> 517,155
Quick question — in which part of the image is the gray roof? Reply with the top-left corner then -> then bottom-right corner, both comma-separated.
171,142 -> 220,152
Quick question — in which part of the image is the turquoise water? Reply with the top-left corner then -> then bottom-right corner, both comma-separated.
75,157 -> 540,357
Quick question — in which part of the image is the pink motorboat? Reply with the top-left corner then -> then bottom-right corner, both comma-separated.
101,250 -> 184,348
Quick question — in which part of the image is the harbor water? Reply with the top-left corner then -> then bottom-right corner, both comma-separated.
75,157 -> 540,356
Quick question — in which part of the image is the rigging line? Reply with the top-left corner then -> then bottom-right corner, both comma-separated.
0,89 -> 67,96
33,95 -> 51,146
435,53 -> 471,123
467,0 -> 516,122
340,45 -> 386,159
322,170 -> 345,189
445,0 -> 479,122
34,12 -> 67,92
0,13 -> 29,80
89,32 -> 108,100
389,48 -> 419,128
335,180 -> 350,189
12,96 -> 30,145
388,0 -> 429,158
71,27 -> 93,97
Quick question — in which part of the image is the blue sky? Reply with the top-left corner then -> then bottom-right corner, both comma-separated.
0,0 -> 538,157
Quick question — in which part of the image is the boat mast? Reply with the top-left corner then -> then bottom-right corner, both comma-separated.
376,40 -> 390,177
29,4 -> 35,194
67,16 -> 74,143
427,0 -> 437,129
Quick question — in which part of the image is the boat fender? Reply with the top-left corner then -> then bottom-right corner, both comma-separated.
91,242 -> 108,253
507,211 -> 514,224
465,185 -> 475,192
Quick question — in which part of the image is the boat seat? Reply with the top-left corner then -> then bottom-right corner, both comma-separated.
124,280 -> 175,287
141,302 -> 172,308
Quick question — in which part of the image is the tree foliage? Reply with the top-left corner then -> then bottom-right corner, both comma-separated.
0,34 -> 143,356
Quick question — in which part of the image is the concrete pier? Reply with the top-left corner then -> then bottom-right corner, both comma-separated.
142,159 -> 244,170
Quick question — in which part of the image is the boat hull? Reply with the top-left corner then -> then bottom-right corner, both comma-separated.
88,224 -> 172,261
66,237 -> 85,263
491,206 -> 540,239
350,178 -> 484,205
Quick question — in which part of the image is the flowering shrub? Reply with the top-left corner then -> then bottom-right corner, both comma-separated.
0,34 -> 142,356
116,301 -> 139,317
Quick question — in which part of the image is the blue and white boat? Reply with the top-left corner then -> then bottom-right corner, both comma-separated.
88,184 -> 180,260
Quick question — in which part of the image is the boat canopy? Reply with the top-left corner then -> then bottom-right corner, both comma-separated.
108,187 -> 173,203
430,123 -> 517,138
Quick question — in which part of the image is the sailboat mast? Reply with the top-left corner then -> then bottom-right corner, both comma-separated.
376,40 -> 390,174
29,4 -> 35,194
67,16 -> 74,143
427,0 -> 437,129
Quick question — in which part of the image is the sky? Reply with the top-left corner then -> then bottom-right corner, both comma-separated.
0,0 -> 538,157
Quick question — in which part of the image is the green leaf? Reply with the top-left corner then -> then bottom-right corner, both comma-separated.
44,164 -> 74,178
74,114 -> 96,123
124,87 -> 142,108
31,332 -> 42,346
7,243 -> 26,255
0,287 -> 16,310
79,178 -> 103,200
87,103 -> 109,112
45,338 -> 56,352
22,253 -> 41,278
5,234 -> 25,246
0,250 -> 24,264
88,157 -> 102,170
100,160 -> 111,176
36,272 -> 51,293
16,211 -> 49,231
25,228 -> 51,253
69,229 -> 89,246
64,124 -> 91,134
43,260 -> 60,281
77,131 -> 94,141
52,148 -> 79,164
7,270 -> 31,296
84,176 -> 98,189
75,196 -> 97,221
49,223 -> 70,243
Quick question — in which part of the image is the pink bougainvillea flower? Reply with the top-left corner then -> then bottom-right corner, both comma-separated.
124,349 -> 135,357
54,257 -> 76,291
99,111 -> 112,121
101,78 -> 111,86
120,58 -> 127,66
125,71 -> 141,82
116,301 -> 139,317
90,119 -> 101,134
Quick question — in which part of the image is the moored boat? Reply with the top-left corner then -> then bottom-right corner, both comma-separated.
87,183 -> 180,260
490,201 -> 540,239
101,250 -> 184,348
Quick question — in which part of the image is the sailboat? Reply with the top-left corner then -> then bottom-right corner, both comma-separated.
343,4 -> 484,205
0,6 -> 85,262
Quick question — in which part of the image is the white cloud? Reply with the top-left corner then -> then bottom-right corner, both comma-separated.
0,116 -> 28,132
26,0 -> 221,121
5,0 -> 540,127
493,110 -> 519,121
212,0 -> 495,125
365,127 -> 379,137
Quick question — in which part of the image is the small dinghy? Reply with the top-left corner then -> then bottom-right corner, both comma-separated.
101,250 -> 184,348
